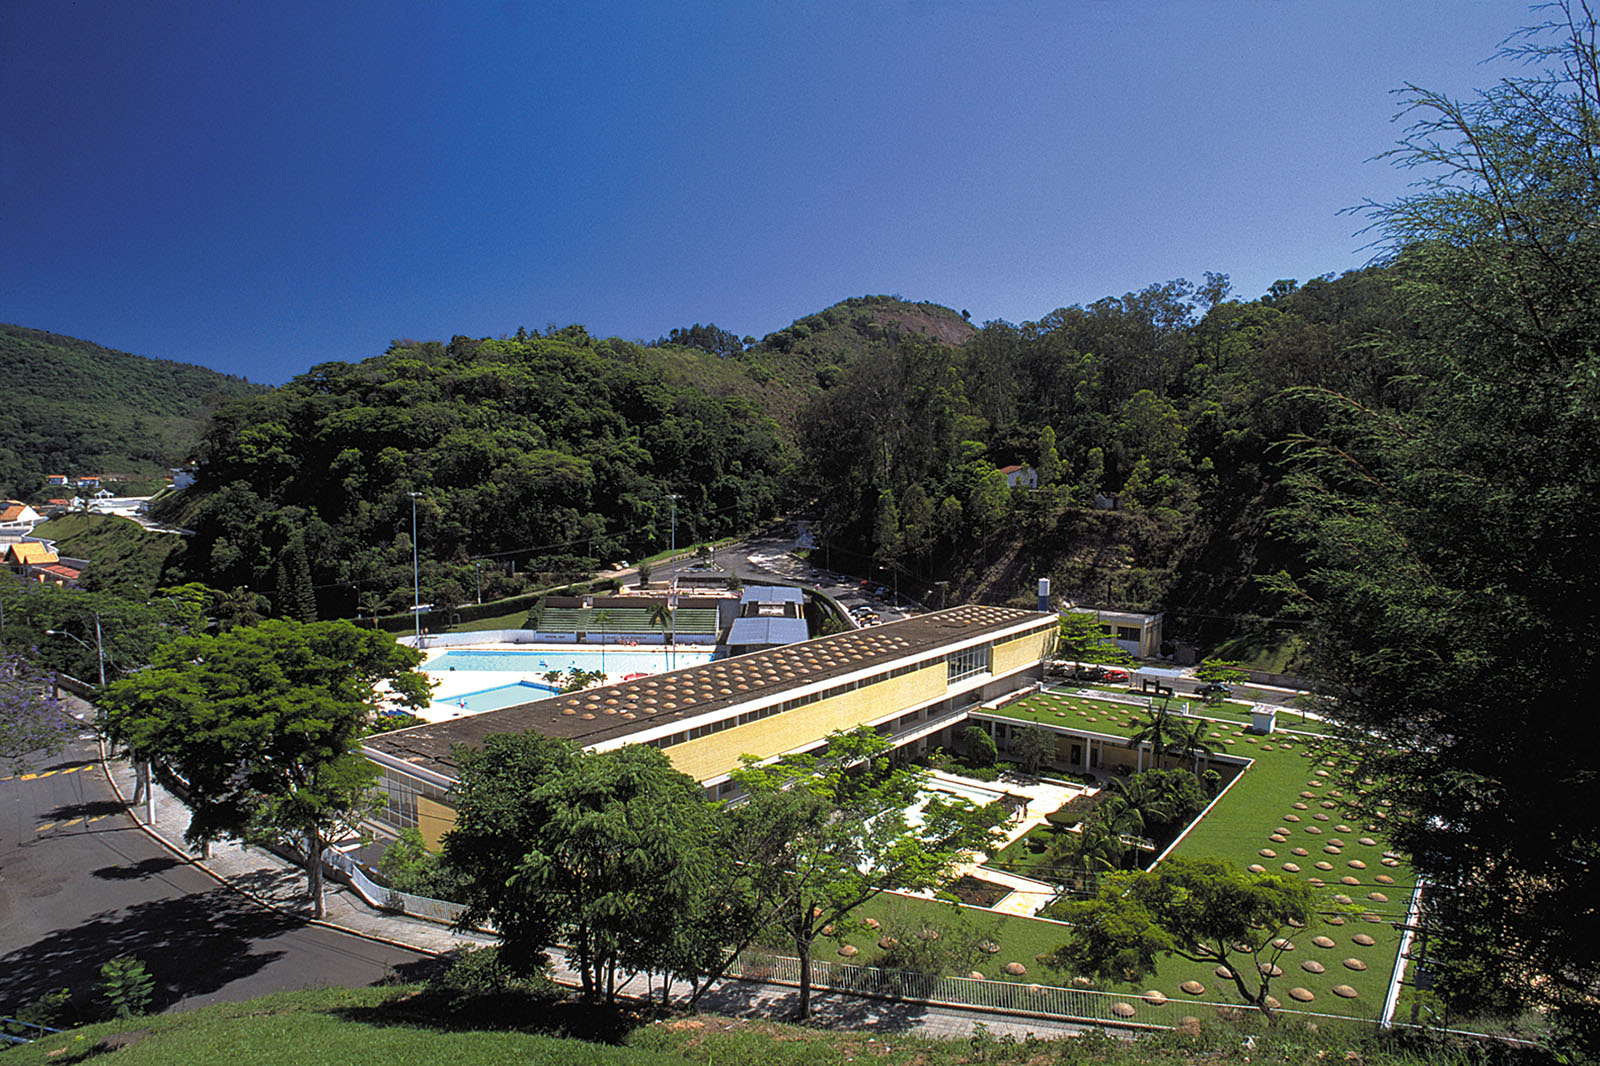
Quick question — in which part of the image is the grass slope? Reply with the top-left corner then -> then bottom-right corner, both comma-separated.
32,512 -> 184,596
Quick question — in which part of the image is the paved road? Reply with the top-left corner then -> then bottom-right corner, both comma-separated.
0,739 -> 432,1018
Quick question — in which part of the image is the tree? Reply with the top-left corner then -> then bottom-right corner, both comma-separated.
1015,725 -> 1058,775
1056,612 -> 1134,674
730,727 -> 1008,1018
0,652 -> 77,772
97,619 -> 429,916
442,734 -> 716,1001
1272,3 -> 1600,1044
1195,658 -> 1246,685
1049,857 -> 1314,1023
959,723 -> 997,767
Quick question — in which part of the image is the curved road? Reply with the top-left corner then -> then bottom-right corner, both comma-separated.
0,738 -> 432,1018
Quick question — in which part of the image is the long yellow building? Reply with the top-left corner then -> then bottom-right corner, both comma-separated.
364,604 -> 1058,847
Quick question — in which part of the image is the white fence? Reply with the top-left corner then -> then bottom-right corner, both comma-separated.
324,846 -> 465,925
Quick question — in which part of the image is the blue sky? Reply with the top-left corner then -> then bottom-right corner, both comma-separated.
2,2 -> 1531,384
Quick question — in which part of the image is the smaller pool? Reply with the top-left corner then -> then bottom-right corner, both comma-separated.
441,681 -> 560,713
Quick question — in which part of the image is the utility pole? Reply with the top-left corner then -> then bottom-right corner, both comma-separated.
409,491 -> 422,647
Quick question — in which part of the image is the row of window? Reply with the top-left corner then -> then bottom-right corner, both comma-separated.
644,645 -> 997,753
376,765 -> 452,830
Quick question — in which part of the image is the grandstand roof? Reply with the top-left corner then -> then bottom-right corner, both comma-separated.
727,616 -> 809,647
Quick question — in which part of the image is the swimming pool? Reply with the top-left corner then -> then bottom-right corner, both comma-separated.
430,647 -> 717,677
444,680 -> 561,712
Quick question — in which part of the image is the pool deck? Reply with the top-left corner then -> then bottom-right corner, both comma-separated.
419,641 -> 709,724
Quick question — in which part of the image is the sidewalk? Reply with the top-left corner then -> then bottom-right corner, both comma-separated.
94,743 -> 1086,1041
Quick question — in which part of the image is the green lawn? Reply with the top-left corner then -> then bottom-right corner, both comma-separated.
864,690 -> 1410,1018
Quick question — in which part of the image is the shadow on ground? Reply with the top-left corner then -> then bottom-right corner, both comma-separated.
0,886 -> 299,1015
90,856 -> 184,881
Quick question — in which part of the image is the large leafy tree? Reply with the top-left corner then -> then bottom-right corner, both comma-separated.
1048,857 -> 1315,1024
97,619 -> 428,916
0,652 -> 78,772
1273,2 -> 1600,1044
442,733 -> 716,1002
730,726 -> 1009,1019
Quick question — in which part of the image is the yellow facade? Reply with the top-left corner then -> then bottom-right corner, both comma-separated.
665,662 -> 948,782
417,794 -> 457,851
991,629 -> 1054,677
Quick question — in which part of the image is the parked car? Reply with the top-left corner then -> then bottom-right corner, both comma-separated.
1195,681 -> 1233,702
1099,667 -> 1130,683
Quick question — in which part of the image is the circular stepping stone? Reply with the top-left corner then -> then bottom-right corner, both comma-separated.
1362,912 -> 1384,923
1180,980 -> 1205,995
1288,918 -> 1306,928
1293,802 -> 1309,810
1375,874 -> 1394,885
1316,860 -> 1335,870
1272,938 -> 1295,951
1341,875 -> 1361,885
839,944 -> 858,957
1359,837 -> 1377,847
1308,878 -> 1326,887
1332,985 -> 1359,998
1348,859 -> 1367,869
1308,781 -> 1323,788
1324,846 -> 1343,855
1321,800 -> 1338,809
1282,862 -> 1300,873
1215,965 -> 1233,979
1004,961 -> 1028,976
1270,834 -> 1287,844
1302,961 -> 1326,974
1336,825 -> 1354,834
1248,864 -> 1267,873
1382,857 -> 1401,867
967,971 -> 985,980
879,936 -> 898,949
1144,990 -> 1168,1007
863,918 -> 880,929
1274,827 -> 1290,835
1292,847 -> 1310,856
1327,915 -> 1346,926
1313,813 -> 1331,821
1352,933 -> 1377,947
1284,814 -> 1301,823
1342,958 -> 1368,971
1312,935 -> 1336,948
1259,848 -> 1277,858
1305,826 -> 1322,835
1332,893 -> 1354,905
978,940 -> 1000,954
1300,791 -> 1316,798
1258,963 -> 1284,977
1288,987 -> 1316,1002
1112,1002 -> 1137,1018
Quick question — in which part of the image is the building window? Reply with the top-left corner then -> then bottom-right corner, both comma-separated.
1116,626 -> 1140,642
947,645 -> 990,683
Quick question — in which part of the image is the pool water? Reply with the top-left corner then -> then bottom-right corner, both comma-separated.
431,647 -> 716,677
444,680 -> 561,712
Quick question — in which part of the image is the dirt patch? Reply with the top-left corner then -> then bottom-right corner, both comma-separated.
947,875 -> 1011,908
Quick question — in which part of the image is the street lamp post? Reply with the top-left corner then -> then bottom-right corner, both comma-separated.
47,615 -> 151,820
409,492 -> 422,647
936,580 -> 949,610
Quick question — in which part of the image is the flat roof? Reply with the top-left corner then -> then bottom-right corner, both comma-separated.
740,586 -> 804,605
366,604 -> 1054,781
727,616 -> 809,646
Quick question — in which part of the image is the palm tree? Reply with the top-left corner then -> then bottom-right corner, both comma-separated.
1169,717 -> 1214,774
647,600 -> 672,655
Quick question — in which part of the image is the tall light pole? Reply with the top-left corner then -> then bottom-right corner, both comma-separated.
667,493 -> 682,563
409,491 -> 422,647
666,493 -> 682,671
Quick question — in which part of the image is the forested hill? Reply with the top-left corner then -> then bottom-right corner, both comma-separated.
161,329 -> 791,619
0,324 -> 265,497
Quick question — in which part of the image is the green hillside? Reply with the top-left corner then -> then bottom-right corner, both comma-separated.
0,324 -> 265,498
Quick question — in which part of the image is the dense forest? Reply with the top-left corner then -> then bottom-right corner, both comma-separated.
157,328 -> 790,617
0,324 -> 265,497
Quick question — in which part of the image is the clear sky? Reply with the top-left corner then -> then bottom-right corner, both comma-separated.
2,1 -> 1532,385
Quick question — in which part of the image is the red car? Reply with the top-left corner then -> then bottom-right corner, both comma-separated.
1100,667 -> 1130,683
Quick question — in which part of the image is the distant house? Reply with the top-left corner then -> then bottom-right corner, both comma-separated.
0,500 -> 44,536
1067,607 -> 1163,659
45,474 -> 69,487
171,467 -> 197,490
76,476 -> 100,489
998,464 -> 1038,490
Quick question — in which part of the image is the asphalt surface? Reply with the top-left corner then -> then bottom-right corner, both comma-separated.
0,738 -> 432,1019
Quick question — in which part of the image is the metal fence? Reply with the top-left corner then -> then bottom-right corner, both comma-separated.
323,846 -> 465,925
722,949 -> 1397,1034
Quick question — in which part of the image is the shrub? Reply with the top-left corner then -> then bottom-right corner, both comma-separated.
96,957 -> 153,1019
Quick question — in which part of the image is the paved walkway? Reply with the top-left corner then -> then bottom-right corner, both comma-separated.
91,734 -> 1087,1041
